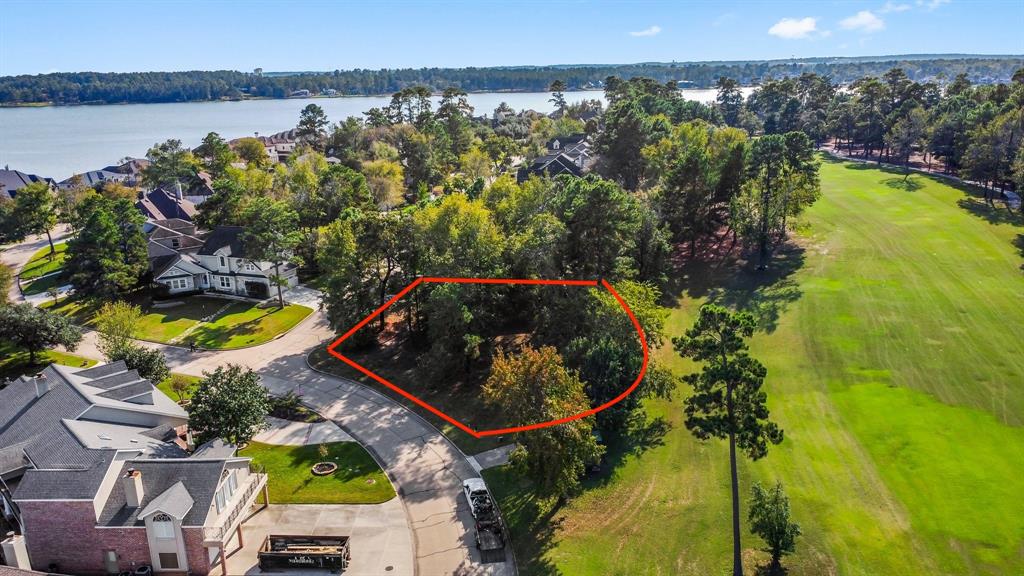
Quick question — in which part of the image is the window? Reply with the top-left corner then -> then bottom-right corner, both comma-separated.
170,238 -> 180,249
152,514 -> 175,539
158,552 -> 179,570
215,489 -> 226,513
228,470 -> 238,493
219,256 -> 226,267
167,278 -> 189,290
218,276 -> 231,289
244,262 -> 257,272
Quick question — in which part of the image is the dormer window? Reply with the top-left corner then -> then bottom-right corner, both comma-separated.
152,513 -> 174,539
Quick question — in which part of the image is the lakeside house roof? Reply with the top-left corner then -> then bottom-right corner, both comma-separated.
0,169 -> 54,200
57,169 -> 129,190
102,157 -> 151,176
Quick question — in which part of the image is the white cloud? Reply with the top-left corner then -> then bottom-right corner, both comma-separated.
840,11 -> 886,32
629,25 -> 662,37
917,0 -> 951,10
880,2 -> 912,13
768,17 -> 819,39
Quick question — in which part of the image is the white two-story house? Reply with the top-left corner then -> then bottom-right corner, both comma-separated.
151,226 -> 298,299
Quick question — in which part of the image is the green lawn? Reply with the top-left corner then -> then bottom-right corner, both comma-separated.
44,295 -> 312,350
19,243 -> 67,280
21,270 -> 68,296
238,441 -> 395,504
0,340 -> 96,382
487,158 -> 1024,576
189,300 -> 313,348
156,373 -> 202,403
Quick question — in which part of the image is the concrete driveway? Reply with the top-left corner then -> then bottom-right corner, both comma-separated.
4,228 -> 518,576
223,502 -> 412,576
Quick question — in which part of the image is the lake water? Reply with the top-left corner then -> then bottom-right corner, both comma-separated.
0,88 -> 745,181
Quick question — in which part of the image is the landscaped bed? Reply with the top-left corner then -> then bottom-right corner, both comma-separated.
42,295 -> 312,349
238,441 -> 395,504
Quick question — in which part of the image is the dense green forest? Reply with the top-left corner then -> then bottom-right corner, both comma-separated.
1,55 -> 1020,105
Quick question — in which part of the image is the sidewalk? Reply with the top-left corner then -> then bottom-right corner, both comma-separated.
253,415 -> 354,445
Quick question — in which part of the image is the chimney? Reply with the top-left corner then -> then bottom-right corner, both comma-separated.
34,373 -> 49,398
174,180 -> 183,200
122,468 -> 144,507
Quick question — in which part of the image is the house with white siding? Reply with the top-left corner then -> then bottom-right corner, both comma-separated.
151,226 -> 297,299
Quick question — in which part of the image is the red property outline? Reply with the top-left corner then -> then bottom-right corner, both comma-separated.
325,277 -> 649,438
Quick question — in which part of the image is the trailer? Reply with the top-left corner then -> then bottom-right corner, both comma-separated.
257,534 -> 351,572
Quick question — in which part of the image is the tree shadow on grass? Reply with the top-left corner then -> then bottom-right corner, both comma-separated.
883,176 -> 923,192
482,467 -> 565,576
704,243 -> 806,334
957,197 -> 1024,226
583,415 -> 672,492
1014,235 -> 1024,272
754,563 -> 789,576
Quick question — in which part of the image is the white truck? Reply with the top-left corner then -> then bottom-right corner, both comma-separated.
462,478 -> 506,563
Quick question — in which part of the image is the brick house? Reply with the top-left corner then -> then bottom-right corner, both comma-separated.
0,363 -> 268,575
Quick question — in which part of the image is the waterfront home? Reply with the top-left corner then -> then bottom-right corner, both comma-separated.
0,169 -> 55,200
57,169 -> 130,191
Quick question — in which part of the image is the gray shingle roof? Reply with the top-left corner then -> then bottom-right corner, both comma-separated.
85,368 -> 142,390
0,441 -> 32,475
135,188 -> 197,222
2,362 -> 189,503
191,438 -> 237,459
74,360 -> 129,379
198,225 -> 246,257
14,450 -> 116,500
97,380 -> 153,403
99,460 -> 224,527
137,480 -> 194,520
0,169 -> 53,200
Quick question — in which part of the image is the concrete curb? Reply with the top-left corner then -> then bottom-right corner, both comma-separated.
303,347 -> 519,576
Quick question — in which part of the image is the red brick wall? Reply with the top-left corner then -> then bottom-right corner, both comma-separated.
183,528 -> 213,575
17,501 -> 214,576
19,500 -> 148,575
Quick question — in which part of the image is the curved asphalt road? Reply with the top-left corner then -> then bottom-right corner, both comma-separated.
3,231 -> 515,576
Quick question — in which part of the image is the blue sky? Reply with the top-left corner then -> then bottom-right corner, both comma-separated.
1,0 -> 1022,76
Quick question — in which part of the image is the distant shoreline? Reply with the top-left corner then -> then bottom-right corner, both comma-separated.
0,88 -> 617,110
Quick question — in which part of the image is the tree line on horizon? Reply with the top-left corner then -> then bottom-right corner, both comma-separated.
3,62 -> 1022,575
1,56 -> 1021,105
